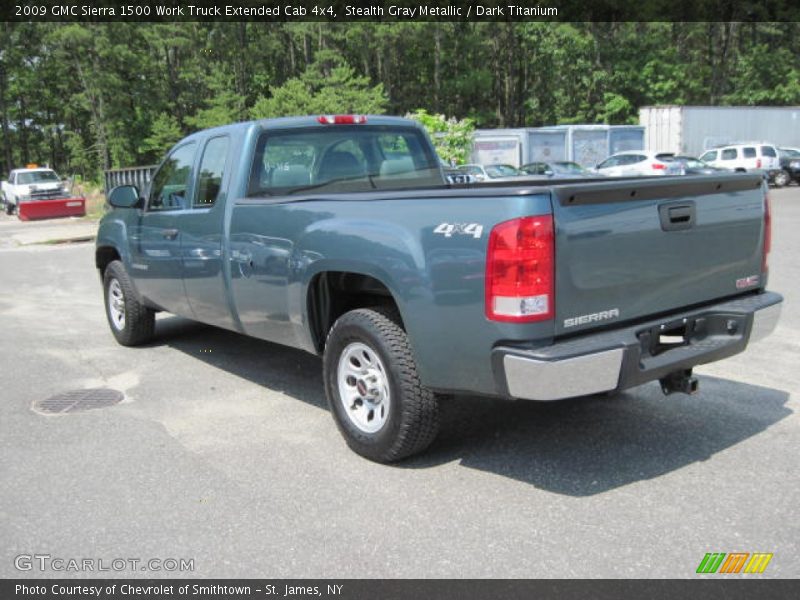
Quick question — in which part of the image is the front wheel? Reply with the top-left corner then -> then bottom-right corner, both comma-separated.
103,260 -> 155,346
773,170 -> 790,188
323,307 -> 440,463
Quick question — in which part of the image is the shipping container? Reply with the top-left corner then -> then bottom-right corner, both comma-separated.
640,105 -> 800,156
471,125 -> 645,168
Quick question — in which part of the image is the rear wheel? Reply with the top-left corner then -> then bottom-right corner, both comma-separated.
323,306 -> 440,462
773,170 -> 790,188
103,260 -> 155,346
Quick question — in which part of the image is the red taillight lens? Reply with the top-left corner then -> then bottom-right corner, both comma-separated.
317,115 -> 367,125
485,215 -> 554,322
652,163 -> 667,170
763,193 -> 771,273
756,158 -> 762,169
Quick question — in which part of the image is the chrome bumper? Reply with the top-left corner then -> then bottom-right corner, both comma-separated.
496,292 -> 783,402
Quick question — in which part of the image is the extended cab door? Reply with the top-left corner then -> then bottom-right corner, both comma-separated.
179,134 -> 238,331
129,141 -> 197,315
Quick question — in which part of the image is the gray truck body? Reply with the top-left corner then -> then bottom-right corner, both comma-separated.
96,116 -> 782,402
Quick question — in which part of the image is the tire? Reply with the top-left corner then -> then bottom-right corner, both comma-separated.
103,260 -> 155,346
773,170 -> 790,188
323,306 -> 440,463
4,199 -> 13,215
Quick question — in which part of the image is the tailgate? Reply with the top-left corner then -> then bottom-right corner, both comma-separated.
551,175 -> 766,336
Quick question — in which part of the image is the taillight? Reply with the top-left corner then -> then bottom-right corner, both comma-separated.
485,215 -> 554,322
652,163 -> 667,170
317,115 -> 367,125
762,193 -> 771,273
756,158 -> 762,169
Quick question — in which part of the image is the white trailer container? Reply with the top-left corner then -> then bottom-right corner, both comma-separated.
471,125 -> 645,168
640,105 -> 800,156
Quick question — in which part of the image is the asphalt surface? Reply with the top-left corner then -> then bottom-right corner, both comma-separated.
1,188 -> 798,579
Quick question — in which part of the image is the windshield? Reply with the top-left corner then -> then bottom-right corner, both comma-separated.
552,162 -> 587,174
675,157 -> 707,168
17,170 -> 60,184
458,165 -> 483,175
248,125 -> 443,196
485,164 -> 522,178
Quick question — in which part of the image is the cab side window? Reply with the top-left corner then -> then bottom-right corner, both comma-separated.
721,148 -> 737,160
195,136 -> 230,207
148,142 -> 197,211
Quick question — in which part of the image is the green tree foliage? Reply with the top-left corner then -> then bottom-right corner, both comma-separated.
1,22 -> 798,181
407,109 -> 475,164
141,114 -> 183,157
252,53 -> 387,118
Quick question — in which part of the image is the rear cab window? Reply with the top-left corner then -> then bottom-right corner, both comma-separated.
743,147 -> 756,158
248,125 -> 443,196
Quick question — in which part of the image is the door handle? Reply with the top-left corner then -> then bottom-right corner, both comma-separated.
659,202 -> 695,232
162,228 -> 179,240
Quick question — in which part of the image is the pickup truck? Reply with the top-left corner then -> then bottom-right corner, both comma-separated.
96,115 -> 782,462
2,167 -> 69,214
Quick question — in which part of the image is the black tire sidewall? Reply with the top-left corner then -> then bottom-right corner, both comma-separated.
102,260 -> 154,346
103,263 -> 130,344
323,315 -> 407,459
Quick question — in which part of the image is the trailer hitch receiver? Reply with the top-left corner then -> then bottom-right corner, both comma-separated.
660,369 -> 699,396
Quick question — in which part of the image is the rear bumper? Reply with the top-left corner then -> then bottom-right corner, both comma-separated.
493,292 -> 782,401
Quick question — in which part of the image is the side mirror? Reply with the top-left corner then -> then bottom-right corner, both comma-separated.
108,185 -> 142,209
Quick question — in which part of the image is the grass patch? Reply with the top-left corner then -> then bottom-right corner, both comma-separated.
70,181 -> 107,221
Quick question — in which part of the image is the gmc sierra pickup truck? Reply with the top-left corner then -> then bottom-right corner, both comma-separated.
96,115 -> 782,462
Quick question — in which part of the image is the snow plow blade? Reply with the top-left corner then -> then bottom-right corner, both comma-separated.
17,197 -> 86,221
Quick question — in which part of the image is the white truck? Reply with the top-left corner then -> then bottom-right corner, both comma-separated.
1,167 -> 70,215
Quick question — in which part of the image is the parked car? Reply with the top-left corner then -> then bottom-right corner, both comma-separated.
519,161 -> 598,178
777,147 -> 800,186
96,114 -> 781,462
439,157 -> 475,184
698,143 -> 783,186
593,151 -> 682,177
669,156 -> 728,175
444,170 -> 476,184
457,163 -> 525,181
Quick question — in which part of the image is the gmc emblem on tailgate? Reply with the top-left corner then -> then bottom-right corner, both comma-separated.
564,308 -> 620,329
736,275 -> 760,289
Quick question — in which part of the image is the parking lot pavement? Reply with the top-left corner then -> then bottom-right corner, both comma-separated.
0,187 -> 798,579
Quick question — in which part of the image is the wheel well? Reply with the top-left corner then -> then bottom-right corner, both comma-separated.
96,246 -> 120,274
308,272 -> 401,353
